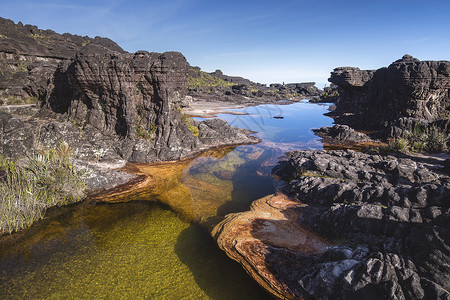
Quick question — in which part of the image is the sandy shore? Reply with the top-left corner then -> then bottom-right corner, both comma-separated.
182,100 -> 253,118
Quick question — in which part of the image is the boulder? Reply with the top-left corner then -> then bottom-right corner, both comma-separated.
314,124 -> 373,145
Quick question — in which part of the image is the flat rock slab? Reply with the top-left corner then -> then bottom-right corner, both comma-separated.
212,194 -> 329,299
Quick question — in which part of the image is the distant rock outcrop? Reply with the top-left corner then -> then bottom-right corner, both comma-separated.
328,55 -> 450,139
313,124 -> 373,143
187,67 -> 321,103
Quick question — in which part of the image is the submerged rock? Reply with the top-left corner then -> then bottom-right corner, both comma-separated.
211,194 -> 329,299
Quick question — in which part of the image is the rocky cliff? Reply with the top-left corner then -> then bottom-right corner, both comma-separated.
328,55 -> 450,139
0,17 -> 123,105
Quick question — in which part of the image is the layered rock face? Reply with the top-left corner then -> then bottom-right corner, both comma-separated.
0,17 -> 123,104
40,45 -> 201,162
0,46 -> 256,164
329,55 -> 450,136
267,150 -> 450,299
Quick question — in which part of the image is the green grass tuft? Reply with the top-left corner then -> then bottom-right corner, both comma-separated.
0,142 -> 85,234
384,124 -> 448,153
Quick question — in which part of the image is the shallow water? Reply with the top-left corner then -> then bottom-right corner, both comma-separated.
0,202 -> 271,299
217,101 -> 332,148
0,101 -> 333,299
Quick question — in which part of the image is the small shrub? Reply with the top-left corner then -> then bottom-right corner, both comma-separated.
27,96 -> 38,104
425,126 -> 448,153
387,138 -> 409,152
188,124 -> 199,137
136,123 -> 157,140
383,125 -> 448,154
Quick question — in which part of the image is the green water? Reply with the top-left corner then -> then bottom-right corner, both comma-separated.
0,202 -> 272,299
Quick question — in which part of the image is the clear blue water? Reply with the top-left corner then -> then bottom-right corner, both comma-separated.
0,101 -> 333,299
218,101 -> 332,147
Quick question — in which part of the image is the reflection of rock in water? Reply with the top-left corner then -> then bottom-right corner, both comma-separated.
90,145 -> 276,228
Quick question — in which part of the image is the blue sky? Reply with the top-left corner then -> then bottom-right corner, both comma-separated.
2,0 -> 449,86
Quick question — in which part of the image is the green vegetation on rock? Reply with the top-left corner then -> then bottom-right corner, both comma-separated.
136,122 -> 157,140
385,124 -> 448,153
188,68 -> 235,88
310,89 -> 339,103
0,142 -> 85,234
178,107 -> 199,137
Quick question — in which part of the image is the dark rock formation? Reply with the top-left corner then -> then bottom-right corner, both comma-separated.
314,124 -> 373,145
37,46 -> 256,163
270,82 -> 321,98
328,55 -> 450,141
269,150 -> 450,299
0,17 -> 123,105
0,49 -> 257,166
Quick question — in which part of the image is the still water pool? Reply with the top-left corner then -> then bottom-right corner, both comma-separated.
0,101 -> 333,299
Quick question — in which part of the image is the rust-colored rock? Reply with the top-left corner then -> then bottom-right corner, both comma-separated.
211,194 -> 329,299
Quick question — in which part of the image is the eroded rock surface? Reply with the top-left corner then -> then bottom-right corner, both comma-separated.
327,55 -> 450,148
268,150 -> 450,299
329,55 -> 450,131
